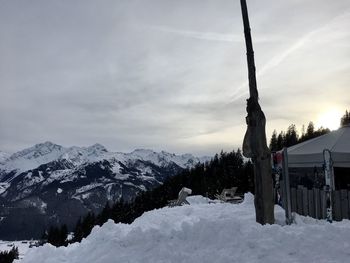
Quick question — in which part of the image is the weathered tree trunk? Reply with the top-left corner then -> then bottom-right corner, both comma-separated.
240,0 -> 274,224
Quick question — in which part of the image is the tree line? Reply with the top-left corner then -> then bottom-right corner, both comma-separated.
269,110 -> 349,151
269,122 -> 330,151
341,110 -> 350,127
43,149 -> 254,246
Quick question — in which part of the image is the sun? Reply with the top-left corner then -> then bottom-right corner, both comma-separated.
316,108 -> 343,131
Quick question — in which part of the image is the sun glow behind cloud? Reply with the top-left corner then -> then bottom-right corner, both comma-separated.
316,108 -> 343,131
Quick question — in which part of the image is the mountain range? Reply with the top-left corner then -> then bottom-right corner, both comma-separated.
0,142 -> 209,240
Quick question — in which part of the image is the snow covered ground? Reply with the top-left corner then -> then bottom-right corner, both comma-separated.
17,194 -> 350,263
0,240 -> 36,260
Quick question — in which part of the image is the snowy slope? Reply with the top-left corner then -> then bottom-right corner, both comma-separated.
18,194 -> 350,263
0,240 -> 36,260
0,151 -> 10,162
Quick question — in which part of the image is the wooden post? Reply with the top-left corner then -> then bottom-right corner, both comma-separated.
302,187 -> 309,216
308,189 -> 315,218
320,190 -> 327,219
334,190 -> 342,221
291,188 -> 297,212
314,188 -> 320,219
282,148 -> 292,224
297,186 -> 303,215
240,0 -> 274,225
341,189 -> 349,219
348,191 -> 350,219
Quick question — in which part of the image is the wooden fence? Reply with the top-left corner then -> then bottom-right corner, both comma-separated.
278,184 -> 350,221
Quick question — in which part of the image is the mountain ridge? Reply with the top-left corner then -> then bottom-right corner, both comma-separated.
0,141 -> 210,240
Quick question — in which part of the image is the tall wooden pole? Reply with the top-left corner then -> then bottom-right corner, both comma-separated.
240,0 -> 274,224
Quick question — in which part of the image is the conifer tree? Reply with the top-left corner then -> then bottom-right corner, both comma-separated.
341,110 -> 350,127
0,246 -> 19,263
306,122 -> 315,139
276,131 -> 285,150
59,224 -> 68,246
285,124 -> 298,147
269,130 -> 278,151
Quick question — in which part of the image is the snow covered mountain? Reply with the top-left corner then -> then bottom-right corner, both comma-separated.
0,142 -> 209,240
0,151 -> 10,163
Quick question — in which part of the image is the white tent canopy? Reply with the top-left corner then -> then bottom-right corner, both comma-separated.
288,125 -> 350,168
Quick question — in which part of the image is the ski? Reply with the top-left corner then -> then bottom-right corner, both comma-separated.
323,149 -> 334,223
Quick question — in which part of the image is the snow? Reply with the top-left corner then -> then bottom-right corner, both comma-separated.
17,193 -> 350,263
0,240 -> 37,260
0,142 -> 208,199
0,182 -> 9,194
128,149 -> 208,169
75,183 -> 103,195
0,151 -> 10,162
0,142 -> 208,184
1,142 -> 66,175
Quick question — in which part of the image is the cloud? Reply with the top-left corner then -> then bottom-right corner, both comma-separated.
0,0 -> 349,156
230,11 -> 350,102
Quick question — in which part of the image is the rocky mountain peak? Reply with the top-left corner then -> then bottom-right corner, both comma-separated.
87,143 -> 108,154
8,141 -> 63,161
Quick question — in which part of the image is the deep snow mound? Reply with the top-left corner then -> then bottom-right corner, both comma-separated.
18,194 -> 350,263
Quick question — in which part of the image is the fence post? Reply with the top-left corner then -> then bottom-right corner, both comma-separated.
302,187 -> 309,216
334,190 -> 342,221
320,189 -> 326,219
341,190 -> 349,219
282,148 -> 292,224
314,188 -> 320,219
348,191 -> 350,220
291,188 -> 297,212
308,189 -> 315,218
297,186 -> 303,215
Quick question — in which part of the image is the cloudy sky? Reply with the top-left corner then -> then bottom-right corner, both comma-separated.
1,0 -> 349,155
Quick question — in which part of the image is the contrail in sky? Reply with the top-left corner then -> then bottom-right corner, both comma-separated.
147,25 -> 285,43
229,11 -> 350,102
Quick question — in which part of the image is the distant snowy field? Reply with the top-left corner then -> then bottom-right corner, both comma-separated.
0,240 -> 35,260
17,194 -> 350,263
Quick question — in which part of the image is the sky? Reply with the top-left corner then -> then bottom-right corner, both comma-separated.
0,0 -> 349,156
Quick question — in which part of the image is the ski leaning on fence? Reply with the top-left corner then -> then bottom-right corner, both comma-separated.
323,149 -> 334,223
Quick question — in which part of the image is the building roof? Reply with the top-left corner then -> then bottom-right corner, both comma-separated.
287,125 -> 350,168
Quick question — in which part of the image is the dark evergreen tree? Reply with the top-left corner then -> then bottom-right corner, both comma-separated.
0,246 -> 19,263
271,120 -> 332,149
47,226 -> 60,247
276,131 -> 285,150
306,121 -> 315,137
96,202 -> 112,226
72,217 -> 83,243
80,212 -> 96,238
269,130 -> 278,151
59,224 -> 68,246
299,122 -> 330,143
341,110 -> 350,127
285,124 -> 298,147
